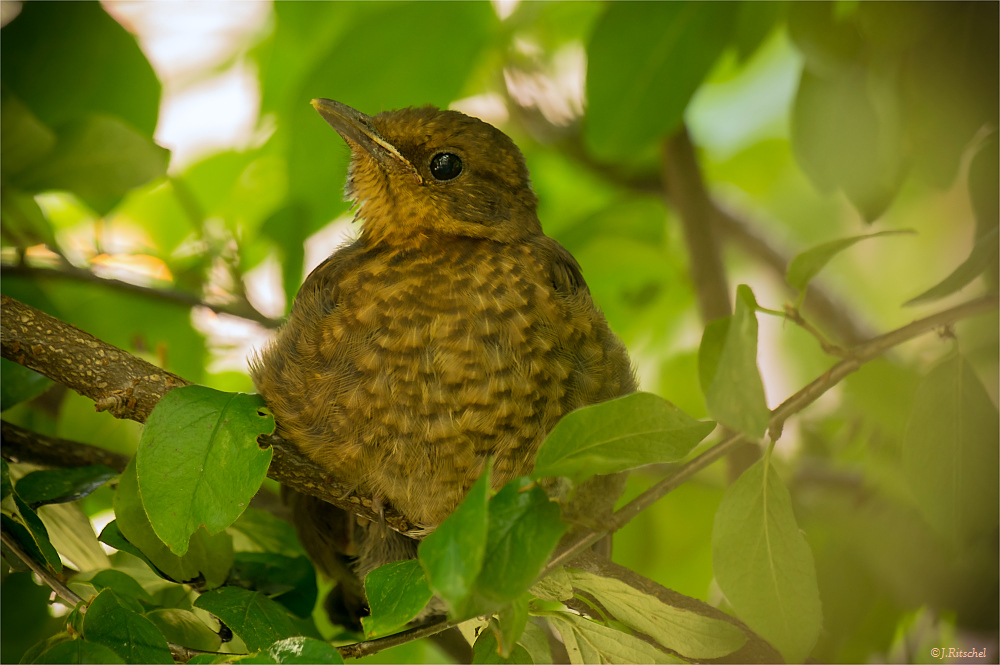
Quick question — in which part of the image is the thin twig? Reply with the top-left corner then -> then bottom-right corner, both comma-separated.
1,529 -> 82,606
768,292 -> 997,439
542,292 -> 997,578
782,304 -> 849,357
1,263 -> 282,328
337,617 -> 459,659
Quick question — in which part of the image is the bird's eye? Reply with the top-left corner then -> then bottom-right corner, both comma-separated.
429,153 -> 463,181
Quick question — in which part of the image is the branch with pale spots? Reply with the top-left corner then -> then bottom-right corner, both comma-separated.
0,296 -> 414,536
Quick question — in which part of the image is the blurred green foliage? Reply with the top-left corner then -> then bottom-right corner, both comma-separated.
1,1 -> 997,663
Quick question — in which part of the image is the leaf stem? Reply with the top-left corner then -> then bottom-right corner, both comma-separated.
782,304 -> 849,358
0,528 -> 81,606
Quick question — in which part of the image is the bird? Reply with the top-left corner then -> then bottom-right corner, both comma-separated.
250,99 -> 635,627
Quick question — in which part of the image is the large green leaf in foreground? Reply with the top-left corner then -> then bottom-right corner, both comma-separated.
136,386 -> 274,555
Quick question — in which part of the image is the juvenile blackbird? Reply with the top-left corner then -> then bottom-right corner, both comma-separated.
251,100 -> 635,614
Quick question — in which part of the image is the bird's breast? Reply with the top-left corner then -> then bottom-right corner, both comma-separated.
272,237 -> 577,525
328,239 -> 567,407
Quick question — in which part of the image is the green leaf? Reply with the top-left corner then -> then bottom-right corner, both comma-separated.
136,386 -> 274,555
697,318 -> 730,397
732,2 -> 786,63
0,358 -> 53,412
787,1 -> 861,77
33,639 -> 126,664
229,507 -> 306,558
903,354 -> 1000,542
787,229 -> 916,293
144,609 -> 223,652
0,88 -> 56,176
11,494 -> 62,573
473,629 -> 532,665
19,632 -> 74,665
585,2 -> 737,159
532,392 -> 714,484
904,228 -> 999,306
0,187 -> 58,248
1,459 -> 11,500
36,499 -> 110,573
516,622 -> 552,665
89,569 -> 155,607
113,459 -> 234,586
791,66 -> 904,221
82,589 -> 173,664
900,3 -> 998,188
712,454 -> 822,663
529,567 -> 573,602
194,586 -> 295,652
15,466 -> 116,507
565,569 -> 746,659
477,480 -> 566,606
701,285 -> 769,438
14,114 -> 169,215
228,552 -> 317,619
418,462 -> 491,617
1,514 -> 46,573
266,636 -> 344,664
361,559 -> 433,638
495,597 -> 530,658
1,1 -> 160,136
259,204 -> 308,310
178,150 -> 288,237
233,652 -> 279,664
548,612 -> 680,664
109,178 -> 197,260
969,131 -> 999,238
97,520 -> 170,581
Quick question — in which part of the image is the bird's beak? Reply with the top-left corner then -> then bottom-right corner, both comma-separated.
311,98 -> 421,182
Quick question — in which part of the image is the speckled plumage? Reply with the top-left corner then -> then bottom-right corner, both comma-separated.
251,102 -> 635,530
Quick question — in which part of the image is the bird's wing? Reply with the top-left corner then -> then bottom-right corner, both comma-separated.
526,235 -> 590,297
291,238 -> 367,316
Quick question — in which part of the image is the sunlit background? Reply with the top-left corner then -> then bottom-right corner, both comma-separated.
2,1 -> 996,662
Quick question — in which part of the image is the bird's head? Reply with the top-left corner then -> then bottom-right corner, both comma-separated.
312,99 -> 542,246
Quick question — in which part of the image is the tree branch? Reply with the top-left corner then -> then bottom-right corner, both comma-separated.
1,263 -> 282,329
336,617 -> 458,660
1,295 -> 190,421
0,296 -> 418,537
1,421 -> 130,472
711,205 -> 873,344
662,126 -> 732,322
